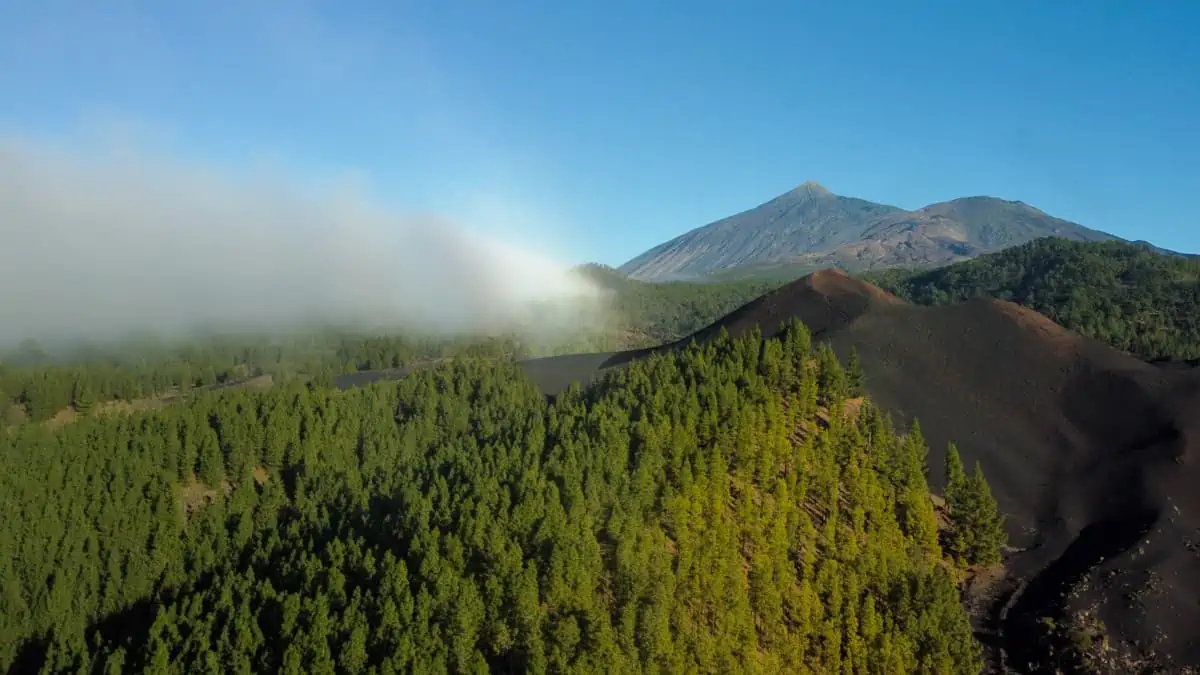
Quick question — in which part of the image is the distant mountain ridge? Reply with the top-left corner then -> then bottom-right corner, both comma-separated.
619,182 -> 1117,280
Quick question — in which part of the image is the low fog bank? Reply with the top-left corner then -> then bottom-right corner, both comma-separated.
0,135 -> 611,348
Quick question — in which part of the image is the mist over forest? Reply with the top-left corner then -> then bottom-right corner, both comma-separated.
0,134 -> 608,347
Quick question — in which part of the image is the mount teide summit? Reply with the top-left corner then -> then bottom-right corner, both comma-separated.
620,182 -> 1115,280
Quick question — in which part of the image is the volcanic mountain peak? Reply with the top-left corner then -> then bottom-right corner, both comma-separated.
675,268 -> 901,346
802,267 -> 901,303
804,266 -> 851,281
619,184 -> 1117,281
720,270 -> 1076,353
791,180 -> 832,197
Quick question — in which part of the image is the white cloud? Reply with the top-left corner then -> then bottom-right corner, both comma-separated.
0,130 -> 608,345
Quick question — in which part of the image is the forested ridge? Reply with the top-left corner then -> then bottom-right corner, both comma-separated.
868,237 -> 1200,362
0,320 -> 1003,674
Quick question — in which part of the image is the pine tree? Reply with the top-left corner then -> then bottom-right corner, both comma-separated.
198,429 -> 224,487
71,378 -> 96,414
846,348 -> 866,396
816,343 -> 847,406
943,445 -> 1006,566
944,443 -> 967,507
964,462 -> 1006,565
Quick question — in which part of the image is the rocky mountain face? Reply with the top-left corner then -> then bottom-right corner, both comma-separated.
619,182 -> 1116,280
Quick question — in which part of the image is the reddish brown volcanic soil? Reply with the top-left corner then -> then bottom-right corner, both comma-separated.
340,269 -> 1200,672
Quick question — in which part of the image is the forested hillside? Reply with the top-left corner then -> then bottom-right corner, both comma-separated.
0,272 -> 774,426
0,333 -> 529,426
575,264 -> 777,343
0,320 -> 1002,674
869,238 -> 1200,362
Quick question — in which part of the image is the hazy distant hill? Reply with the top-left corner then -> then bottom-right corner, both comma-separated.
571,262 -> 777,345
619,182 -> 1116,280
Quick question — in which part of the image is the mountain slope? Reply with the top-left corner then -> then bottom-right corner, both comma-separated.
619,183 -> 1116,280
619,182 -> 903,280
504,270 -> 1200,672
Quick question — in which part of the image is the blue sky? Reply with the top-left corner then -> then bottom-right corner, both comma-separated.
2,0 -> 1197,265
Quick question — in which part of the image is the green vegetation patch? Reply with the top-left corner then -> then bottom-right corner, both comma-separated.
868,238 -> 1200,362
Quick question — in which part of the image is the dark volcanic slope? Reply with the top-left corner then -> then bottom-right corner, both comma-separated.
508,270 -> 1200,670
